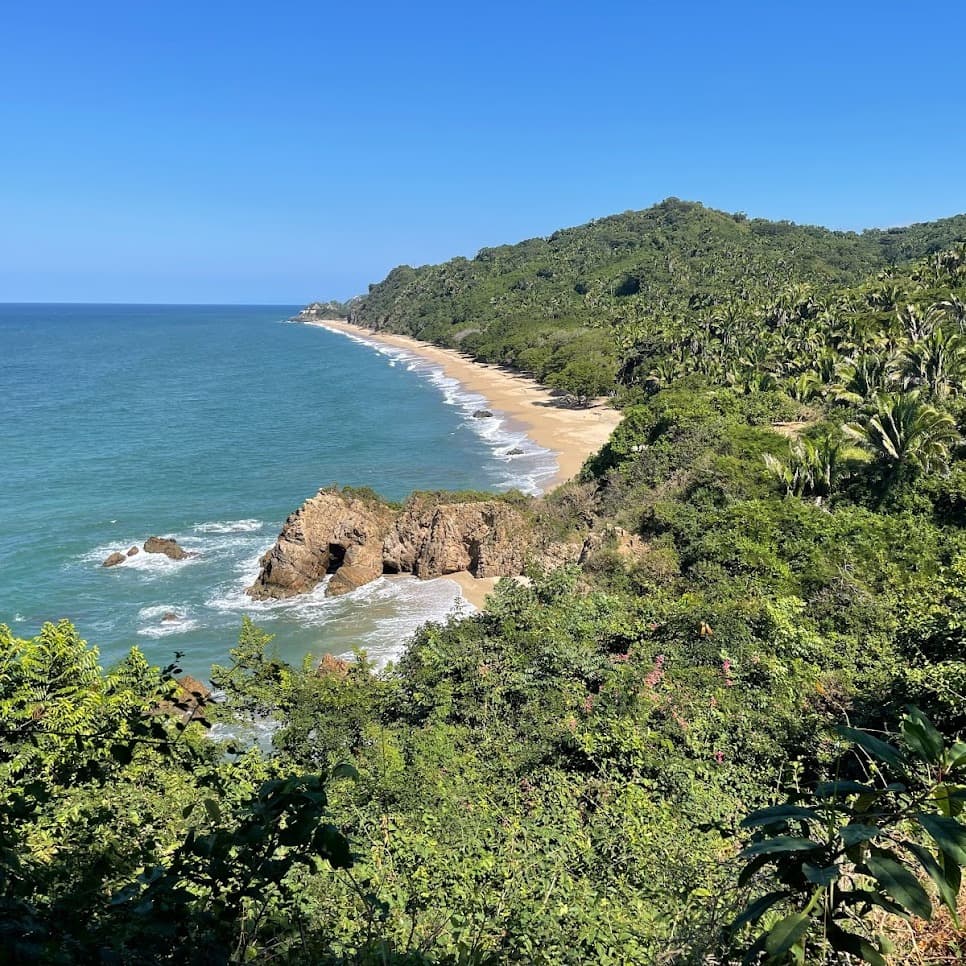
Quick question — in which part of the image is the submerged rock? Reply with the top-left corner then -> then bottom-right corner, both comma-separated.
144,536 -> 188,560
102,551 -> 126,568
248,488 -> 531,600
161,611 -> 180,623
472,409 -> 494,419
126,546 -> 140,556
506,447 -> 524,456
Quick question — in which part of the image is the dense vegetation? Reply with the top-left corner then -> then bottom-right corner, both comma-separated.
4,202 -> 966,962
349,199 -> 966,400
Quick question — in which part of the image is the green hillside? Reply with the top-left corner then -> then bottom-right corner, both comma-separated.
349,199 -> 966,397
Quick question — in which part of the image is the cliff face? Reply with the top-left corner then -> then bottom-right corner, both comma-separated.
247,489 -> 530,600
383,497 -> 527,578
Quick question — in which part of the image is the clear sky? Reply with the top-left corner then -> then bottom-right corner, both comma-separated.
2,0 -> 965,303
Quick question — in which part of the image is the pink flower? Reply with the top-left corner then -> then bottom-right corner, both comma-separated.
644,654 -> 666,688
714,750 -> 724,764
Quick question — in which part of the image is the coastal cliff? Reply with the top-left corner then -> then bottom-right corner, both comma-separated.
292,300 -> 349,323
247,488 -> 531,600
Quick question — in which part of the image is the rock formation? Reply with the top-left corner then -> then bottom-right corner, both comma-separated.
154,674 -> 211,726
126,546 -> 140,556
248,490 -> 396,599
144,536 -> 188,559
247,488 -> 530,600
472,409 -> 493,418
382,496 -> 526,579
102,551 -> 126,568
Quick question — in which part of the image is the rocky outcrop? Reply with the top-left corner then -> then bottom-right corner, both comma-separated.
247,489 -> 531,600
155,674 -> 212,726
248,490 -> 396,600
472,409 -> 493,419
383,498 -> 526,578
293,301 -> 348,322
144,536 -> 188,560
102,551 -> 126,568
126,546 -> 140,556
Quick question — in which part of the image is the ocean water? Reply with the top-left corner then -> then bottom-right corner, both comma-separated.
0,304 -> 556,675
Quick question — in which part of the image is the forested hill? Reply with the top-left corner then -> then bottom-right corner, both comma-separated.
344,199 -> 966,397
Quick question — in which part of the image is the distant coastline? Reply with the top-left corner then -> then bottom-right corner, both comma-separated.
300,317 -> 621,491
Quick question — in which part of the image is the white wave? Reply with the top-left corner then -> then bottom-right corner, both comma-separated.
205,559 -> 471,667
308,325 -> 559,495
81,540 -> 202,575
193,519 -> 265,534
139,604 -> 177,620
138,618 -> 201,638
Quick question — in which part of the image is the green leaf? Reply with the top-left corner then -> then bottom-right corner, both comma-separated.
902,707 -> 944,765
826,923 -> 886,966
203,798 -> 221,823
917,813 -> 966,866
934,783 -> 961,818
866,853 -> 932,920
730,890 -> 789,931
314,823 -> 352,869
737,851 -> 772,888
841,823 -> 880,847
906,841 -> 961,925
945,742 -> 966,772
331,762 -> 360,781
740,835 -> 822,858
803,862 -> 840,886
836,726 -> 905,768
765,912 -> 810,957
740,804 -> 819,829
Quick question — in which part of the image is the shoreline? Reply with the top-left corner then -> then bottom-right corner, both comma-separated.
303,318 -> 621,489
302,317 -> 622,614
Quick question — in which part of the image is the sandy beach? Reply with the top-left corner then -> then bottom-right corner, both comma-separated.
304,318 -> 621,488
303,318 -> 621,612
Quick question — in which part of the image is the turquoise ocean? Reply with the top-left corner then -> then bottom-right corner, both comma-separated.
0,305 -> 556,675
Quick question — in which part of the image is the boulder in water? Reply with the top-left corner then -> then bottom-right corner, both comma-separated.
102,551 -> 126,568
126,546 -> 140,556
473,409 -> 494,419
144,536 -> 188,560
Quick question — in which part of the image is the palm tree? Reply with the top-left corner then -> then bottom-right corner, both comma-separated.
832,351 -> 901,406
764,433 -> 845,500
901,328 -> 966,400
937,295 -> 966,334
843,391 -> 960,487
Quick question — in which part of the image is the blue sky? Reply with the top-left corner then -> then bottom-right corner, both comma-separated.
2,1 -> 965,303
